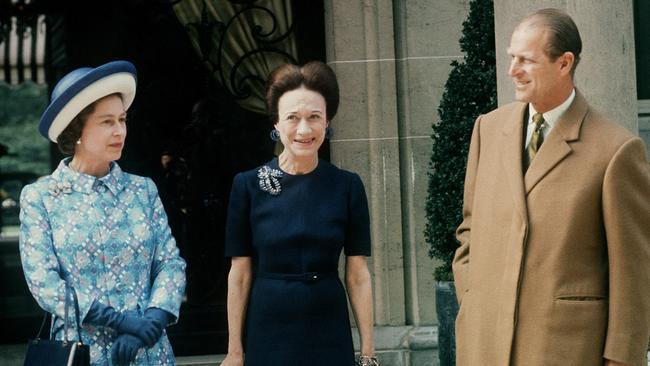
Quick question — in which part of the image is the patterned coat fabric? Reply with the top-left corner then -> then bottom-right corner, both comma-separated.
19,159 -> 186,365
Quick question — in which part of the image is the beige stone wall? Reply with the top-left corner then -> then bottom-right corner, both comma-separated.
392,0 -> 470,326
325,0 -> 406,326
324,0 -> 470,329
323,1 -> 641,364
494,0 -> 638,133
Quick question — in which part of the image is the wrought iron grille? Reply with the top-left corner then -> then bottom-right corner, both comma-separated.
186,0 -> 297,100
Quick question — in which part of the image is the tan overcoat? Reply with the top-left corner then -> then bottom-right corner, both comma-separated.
453,91 -> 650,366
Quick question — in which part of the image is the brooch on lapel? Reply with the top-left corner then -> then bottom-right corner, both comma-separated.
48,180 -> 72,197
257,166 -> 283,196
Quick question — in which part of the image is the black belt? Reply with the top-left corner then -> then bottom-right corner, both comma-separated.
257,271 -> 338,283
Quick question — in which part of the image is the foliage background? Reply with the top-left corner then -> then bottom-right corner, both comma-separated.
424,0 -> 498,281
0,82 -> 50,228
0,82 -> 50,175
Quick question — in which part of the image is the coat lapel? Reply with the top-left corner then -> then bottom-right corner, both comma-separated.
500,103 -> 528,221
524,90 -> 588,194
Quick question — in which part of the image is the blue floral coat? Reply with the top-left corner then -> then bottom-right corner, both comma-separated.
19,159 -> 186,365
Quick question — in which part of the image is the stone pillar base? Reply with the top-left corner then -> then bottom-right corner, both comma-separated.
353,325 -> 439,366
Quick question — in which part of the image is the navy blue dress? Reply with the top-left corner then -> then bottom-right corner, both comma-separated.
225,158 -> 371,366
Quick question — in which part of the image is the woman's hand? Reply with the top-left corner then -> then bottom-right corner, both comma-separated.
85,301 -> 162,347
346,255 -> 375,357
116,314 -> 162,347
224,257 -> 252,366
111,333 -> 143,366
220,352 -> 244,366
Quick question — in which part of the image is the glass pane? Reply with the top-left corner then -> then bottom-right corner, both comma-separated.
0,81 -> 50,238
635,0 -> 650,100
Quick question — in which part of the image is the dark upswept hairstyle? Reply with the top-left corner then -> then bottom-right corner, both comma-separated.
56,93 -> 123,155
265,61 -> 340,124
519,8 -> 582,75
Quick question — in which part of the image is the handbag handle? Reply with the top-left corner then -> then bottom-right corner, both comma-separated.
34,284 -> 84,344
63,284 -> 84,343
33,312 -> 51,340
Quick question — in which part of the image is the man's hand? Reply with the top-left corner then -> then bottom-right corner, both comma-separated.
604,359 -> 629,366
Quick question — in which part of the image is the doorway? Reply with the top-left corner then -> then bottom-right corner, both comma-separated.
0,0 -> 325,357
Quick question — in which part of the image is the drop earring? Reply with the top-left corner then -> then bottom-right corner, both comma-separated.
325,127 -> 333,140
76,139 -> 81,145
270,129 -> 280,141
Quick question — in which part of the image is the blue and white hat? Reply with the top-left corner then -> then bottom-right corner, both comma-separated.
39,60 -> 137,142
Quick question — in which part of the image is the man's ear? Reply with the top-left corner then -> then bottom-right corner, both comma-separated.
559,51 -> 575,76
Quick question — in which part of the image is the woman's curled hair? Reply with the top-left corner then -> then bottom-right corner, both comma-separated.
265,61 -> 340,124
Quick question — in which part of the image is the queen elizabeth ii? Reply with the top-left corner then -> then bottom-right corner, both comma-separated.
19,60 -> 186,366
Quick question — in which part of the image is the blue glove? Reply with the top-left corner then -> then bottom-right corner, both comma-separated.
85,301 -> 161,347
144,307 -> 173,340
111,334 -> 143,366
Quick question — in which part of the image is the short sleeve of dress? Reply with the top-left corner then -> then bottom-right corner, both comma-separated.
344,173 -> 371,256
225,172 -> 254,257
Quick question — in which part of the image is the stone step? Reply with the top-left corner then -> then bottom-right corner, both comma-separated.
176,351 -> 650,366
0,344 -> 25,366
176,354 -> 224,365
2,343 -> 648,365
176,349 -> 438,366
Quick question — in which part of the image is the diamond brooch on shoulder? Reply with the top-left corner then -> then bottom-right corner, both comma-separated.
257,165 -> 283,196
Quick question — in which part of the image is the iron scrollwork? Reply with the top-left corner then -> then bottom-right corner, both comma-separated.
186,0 -> 297,100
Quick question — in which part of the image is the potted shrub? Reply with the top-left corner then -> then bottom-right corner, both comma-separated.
424,0 -> 497,364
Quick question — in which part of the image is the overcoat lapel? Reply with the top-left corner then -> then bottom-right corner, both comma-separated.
524,91 -> 588,194
500,103 -> 528,221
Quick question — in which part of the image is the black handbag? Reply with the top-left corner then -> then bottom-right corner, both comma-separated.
23,285 -> 90,366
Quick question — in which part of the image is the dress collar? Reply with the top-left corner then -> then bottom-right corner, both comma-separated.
50,158 -> 124,195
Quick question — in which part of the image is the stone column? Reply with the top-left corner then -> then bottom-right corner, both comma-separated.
324,0 -> 406,327
324,0 -> 472,365
494,1 -> 638,133
391,0 -> 469,327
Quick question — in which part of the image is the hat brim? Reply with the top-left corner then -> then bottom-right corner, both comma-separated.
40,62 -> 136,142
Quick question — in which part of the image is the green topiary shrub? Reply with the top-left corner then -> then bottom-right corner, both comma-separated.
425,0 -> 498,281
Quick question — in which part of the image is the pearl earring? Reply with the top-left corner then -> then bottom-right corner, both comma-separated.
76,139 -> 81,145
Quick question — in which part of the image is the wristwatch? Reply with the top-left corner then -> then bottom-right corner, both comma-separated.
358,355 -> 379,366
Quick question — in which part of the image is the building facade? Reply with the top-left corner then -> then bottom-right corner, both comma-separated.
324,0 -> 647,365
0,1 -> 648,365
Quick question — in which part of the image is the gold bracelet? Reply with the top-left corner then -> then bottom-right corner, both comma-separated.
358,355 -> 379,366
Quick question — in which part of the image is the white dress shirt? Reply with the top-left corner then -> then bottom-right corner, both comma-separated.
525,89 -> 576,148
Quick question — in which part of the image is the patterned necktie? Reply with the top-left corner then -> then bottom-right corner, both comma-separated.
527,113 -> 546,167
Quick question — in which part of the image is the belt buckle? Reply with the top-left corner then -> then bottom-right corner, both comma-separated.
304,272 -> 319,282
